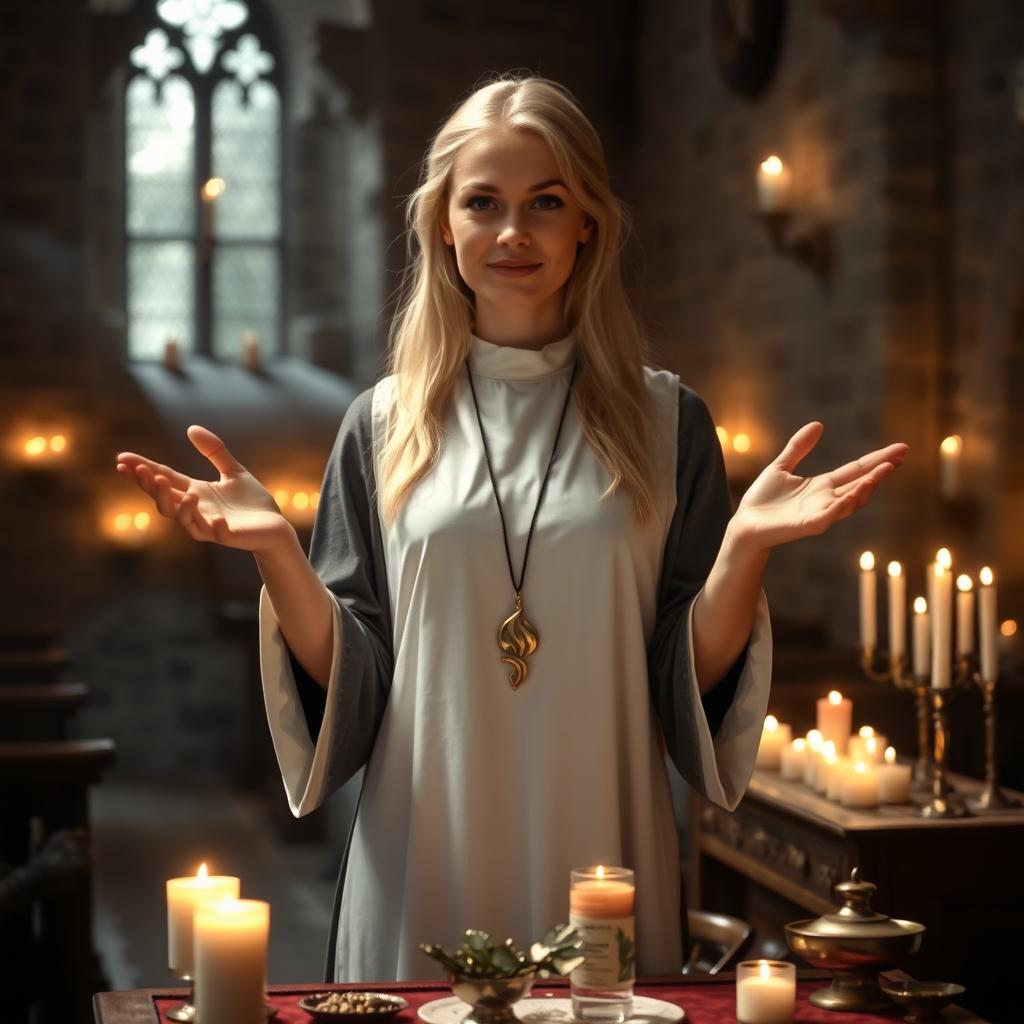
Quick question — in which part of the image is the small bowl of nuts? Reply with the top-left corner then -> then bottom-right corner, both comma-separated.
297,990 -> 409,1022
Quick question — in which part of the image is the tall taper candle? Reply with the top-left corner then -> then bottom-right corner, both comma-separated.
913,597 -> 931,678
956,574 -> 974,657
931,562 -> 953,688
859,551 -> 877,650
979,567 -> 997,681
887,561 -> 906,658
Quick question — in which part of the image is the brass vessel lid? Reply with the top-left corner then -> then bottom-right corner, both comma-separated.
788,868 -> 925,940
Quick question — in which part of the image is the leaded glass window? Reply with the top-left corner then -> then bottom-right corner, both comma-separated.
125,1 -> 283,361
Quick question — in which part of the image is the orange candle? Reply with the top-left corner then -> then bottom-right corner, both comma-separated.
569,865 -> 635,1010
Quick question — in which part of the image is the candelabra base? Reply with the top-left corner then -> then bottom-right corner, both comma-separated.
920,794 -> 969,819
966,786 -> 1020,813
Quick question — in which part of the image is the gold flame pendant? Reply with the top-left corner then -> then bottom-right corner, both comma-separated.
498,591 -> 539,689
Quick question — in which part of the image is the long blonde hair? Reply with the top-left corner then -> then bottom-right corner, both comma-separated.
379,73 -> 657,524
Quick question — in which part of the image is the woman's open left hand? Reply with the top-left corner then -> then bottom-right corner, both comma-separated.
730,422 -> 908,552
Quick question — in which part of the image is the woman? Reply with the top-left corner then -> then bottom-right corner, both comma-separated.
116,74 -> 907,982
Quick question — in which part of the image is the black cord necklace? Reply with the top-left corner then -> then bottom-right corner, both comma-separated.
465,356 -> 579,689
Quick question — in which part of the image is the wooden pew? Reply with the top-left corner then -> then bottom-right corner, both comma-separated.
0,739 -> 116,1024
0,683 -> 90,741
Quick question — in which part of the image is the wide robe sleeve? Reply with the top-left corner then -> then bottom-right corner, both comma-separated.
647,384 -> 773,811
258,387 -> 394,818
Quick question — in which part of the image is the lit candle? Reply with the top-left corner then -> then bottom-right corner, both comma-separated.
939,434 -> 962,499
887,561 -> 906,658
736,959 -> 796,1024
978,567 -> 998,682
194,897 -> 270,1024
780,738 -> 807,782
569,866 -> 635,1009
756,156 -> 792,213
816,689 -> 852,755
803,730 -> 823,787
826,757 -> 850,803
166,864 -> 240,977
755,716 -> 792,770
814,741 -> 836,795
847,726 -> 888,764
932,561 -> 953,688
956,574 -> 974,657
912,597 -> 931,678
877,746 -> 912,804
841,761 -> 880,809
859,551 -> 877,650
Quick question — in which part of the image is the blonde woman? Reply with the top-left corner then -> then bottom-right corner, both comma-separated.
116,74 -> 907,982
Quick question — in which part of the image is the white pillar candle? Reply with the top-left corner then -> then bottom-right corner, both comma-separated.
847,727 -> 887,765
816,690 -> 852,755
887,561 -> 906,658
939,435 -> 961,499
803,730 -> 823,787
978,567 -> 998,682
756,156 -> 792,213
912,597 -> 931,678
780,738 -> 808,782
877,747 -> 912,804
166,865 -> 240,977
756,716 -> 791,770
841,761 -> 880,809
194,898 -> 270,1024
956,575 -> 974,657
736,960 -> 796,1024
859,551 -> 877,650
814,742 -> 837,794
931,561 -> 953,688
826,756 -> 848,802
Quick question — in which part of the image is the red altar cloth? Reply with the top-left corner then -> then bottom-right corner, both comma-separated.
150,976 -> 905,1024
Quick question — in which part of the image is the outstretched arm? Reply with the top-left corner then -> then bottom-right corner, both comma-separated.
690,422 -> 908,693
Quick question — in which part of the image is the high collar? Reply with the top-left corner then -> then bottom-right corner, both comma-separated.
467,330 -> 577,380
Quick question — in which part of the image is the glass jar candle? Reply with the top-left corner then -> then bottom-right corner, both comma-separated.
569,866 -> 635,1023
736,960 -> 796,1024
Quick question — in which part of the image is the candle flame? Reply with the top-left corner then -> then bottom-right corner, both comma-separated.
133,512 -> 151,531
859,726 -> 874,738
936,548 -> 952,569
760,156 -> 784,176
806,729 -> 823,750
758,959 -> 772,978
792,738 -> 806,751
24,436 -> 47,457
823,740 -> 836,757
1001,619 -> 1017,638
197,863 -> 208,880
957,574 -> 973,592
293,492 -> 310,511
201,177 -> 226,200
763,715 -> 779,732
980,566 -> 994,586
715,425 -> 729,449
50,435 -> 67,452
733,433 -> 751,453
934,562 -> 947,578
866,737 -> 878,754
888,560 -> 902,577
854,761 -> 868,774
859,551 -> 875,571
828,690 -> 842,705
311,491 -> 320,509
940,435 -> 962,455
595,865 -> 605,879
914,596 -> 928,614
885,746 -> 896,765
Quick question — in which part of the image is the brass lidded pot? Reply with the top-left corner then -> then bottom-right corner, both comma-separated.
785,868 -> 925,1012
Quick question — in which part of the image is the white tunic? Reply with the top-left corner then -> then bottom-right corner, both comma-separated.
259,331 -> 772,982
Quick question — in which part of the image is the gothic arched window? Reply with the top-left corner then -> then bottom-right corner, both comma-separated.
125,0 -> 283,361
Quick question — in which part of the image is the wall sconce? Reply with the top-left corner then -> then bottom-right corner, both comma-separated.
756,155 -> 830,278
19,433 -> 69,464
104,508 -> 155,548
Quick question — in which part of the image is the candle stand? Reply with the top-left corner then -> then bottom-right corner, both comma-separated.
920,686 -> 968,819
858,647 -> 932,789
165,973 -> 196,1022
966,677 -> 1020,813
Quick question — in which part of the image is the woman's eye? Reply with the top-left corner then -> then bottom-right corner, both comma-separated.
465,194 -> 565,211
534,194 -> 564,209
467,196 -> 493,211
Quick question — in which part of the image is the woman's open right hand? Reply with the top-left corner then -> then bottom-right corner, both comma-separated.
114,425 -> 296,553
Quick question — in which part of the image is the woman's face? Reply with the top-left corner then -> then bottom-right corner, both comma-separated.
439,128 -> 593,331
